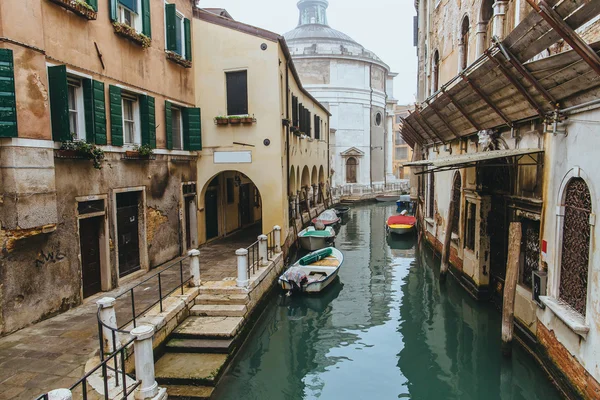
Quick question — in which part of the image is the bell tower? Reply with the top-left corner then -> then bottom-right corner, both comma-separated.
297,0 -> 329,26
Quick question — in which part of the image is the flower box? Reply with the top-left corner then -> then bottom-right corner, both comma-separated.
215,118 -> 229,125
55,149 -> 86,159
113,23 -> 152,48
124,150 -> 153,160
166,51 -> 192,68
48,0 -> 97,20
241,117 -> 254,124
229,117 -> 242,125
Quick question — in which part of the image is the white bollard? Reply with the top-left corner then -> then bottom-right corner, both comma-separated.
188,249 -> 201,287
96,297 -> 121,355
274,226 -> 282,253
48,389 -> 73,400
236,248 -> 249,287
131,325 -> 158,400
258,235 -> 268,266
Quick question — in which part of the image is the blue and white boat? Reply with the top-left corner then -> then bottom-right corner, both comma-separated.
279,247 -> 344,293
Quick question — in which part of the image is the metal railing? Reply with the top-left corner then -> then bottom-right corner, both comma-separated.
114,254 -> 193,331
246,240 -> 261,277
266,228 -> 276,261
36,337 -> 140,400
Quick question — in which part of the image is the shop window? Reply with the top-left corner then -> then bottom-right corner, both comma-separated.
559,178 -> 592,315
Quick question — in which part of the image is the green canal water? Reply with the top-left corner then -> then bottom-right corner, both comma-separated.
214,203 -> 562,400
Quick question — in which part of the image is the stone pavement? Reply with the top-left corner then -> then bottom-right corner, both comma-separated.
0,226 -> 260,399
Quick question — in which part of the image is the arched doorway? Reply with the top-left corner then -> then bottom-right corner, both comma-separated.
460,16 -> 470,71
201,171 -> 263,243
346,157 -> 357,183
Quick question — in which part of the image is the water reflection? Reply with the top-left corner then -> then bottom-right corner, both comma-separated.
214,204 -> 560,400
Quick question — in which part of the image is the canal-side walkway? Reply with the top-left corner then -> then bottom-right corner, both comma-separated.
0,227 -> 261,400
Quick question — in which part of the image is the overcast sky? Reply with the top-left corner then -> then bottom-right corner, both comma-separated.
198,0 -> 418,105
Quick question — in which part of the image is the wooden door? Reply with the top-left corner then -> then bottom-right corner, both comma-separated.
346,157 -> 357,183
80,217 -> 102,298
117,192 -> 141,277
240,184 -> 253,226
205,189 -> 219,240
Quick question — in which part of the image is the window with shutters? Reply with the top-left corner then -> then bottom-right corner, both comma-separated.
122,94 -> 140,144
67,79 -> 86,141
118,0 -> 142,32
226,71 -> 248,116
171,107 -> 183,150
165,3 -> 191,62
0,49 -> 17,138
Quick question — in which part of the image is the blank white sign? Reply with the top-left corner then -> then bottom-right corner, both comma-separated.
213,151 -> 252,164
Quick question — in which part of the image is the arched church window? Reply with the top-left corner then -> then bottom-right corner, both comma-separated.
460,17 -> 470,71
560,178 -> 592,316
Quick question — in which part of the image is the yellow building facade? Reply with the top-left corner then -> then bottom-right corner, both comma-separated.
193,10 -> 330,246
392,104 -> 414,180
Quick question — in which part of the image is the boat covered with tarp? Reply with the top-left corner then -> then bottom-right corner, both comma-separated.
279,247 -> 344,293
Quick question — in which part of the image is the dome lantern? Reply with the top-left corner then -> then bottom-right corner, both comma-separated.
297,0 -> 329,27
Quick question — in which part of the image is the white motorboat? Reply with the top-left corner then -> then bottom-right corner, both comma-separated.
298,226 -> 336,251
279,247 -> 344,293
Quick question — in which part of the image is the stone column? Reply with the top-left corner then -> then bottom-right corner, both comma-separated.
493,1 -> 508,40
97,297 -> 121,355
236,248 -> 249,287
131,325 -> 159,400
258,234 -> 268,266
475,22 -> 488,57
188,249 -> 200,287
48,389 -> 72,400
274,226 -> 282,253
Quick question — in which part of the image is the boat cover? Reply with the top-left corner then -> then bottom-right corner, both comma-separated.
387,215 -> 416,226
300,230 -> 333,237
282,267 -> 308,289
315,209 -> 338,222
300,248 -> 333,266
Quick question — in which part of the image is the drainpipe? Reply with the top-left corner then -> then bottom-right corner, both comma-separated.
286,62 -> 291,219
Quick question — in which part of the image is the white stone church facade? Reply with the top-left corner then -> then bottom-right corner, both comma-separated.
284,0 -> 397,187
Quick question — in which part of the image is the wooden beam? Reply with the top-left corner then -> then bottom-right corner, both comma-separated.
400,123 -> 421,146
426,100 -> 461,139
414,109 -> 446,143
501,221 -> 522,357
528,0 -> 600,77
400,116 -> 432,144
486,51 -> 546,118
442,89 -> 482,131
495,39 -> 558,107
461,74 -> 513,128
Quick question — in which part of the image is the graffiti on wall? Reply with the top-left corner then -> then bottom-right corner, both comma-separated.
35,249 -> 66,268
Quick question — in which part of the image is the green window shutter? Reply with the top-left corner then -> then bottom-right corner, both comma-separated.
82,79 -> 95,143
140,95 -> 156,148
141,0 -> 152,38
48,65 -> 71,142
109,0 -> 117,21
0,49 -> 18,138
92,80 -> 107,145
165,4 -> 177,52
109,85 -> 123,146
183,107 -> 201,151
184,18 -> 192,61
165,101 -> 173,150
86,0 -> 98,12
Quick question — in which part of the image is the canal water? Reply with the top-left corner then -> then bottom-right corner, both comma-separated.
214,203 -> 561,400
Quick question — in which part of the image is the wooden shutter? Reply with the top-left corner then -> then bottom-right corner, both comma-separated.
0,49 -> 18,138
314,115 -> 319,139
183,107 -> 202,151
141,0 -> 151,38
140,95 -> 156,148
184,18 -> 192,61
109,85 -> 123,146
165,4 -> 177,52
48,65 -> 71,142
109,0 -> 117,22
226,71 -> 248,116
86,0 -> 98,12
307,110 -> 311,137
83,79 -> 107,144
165,100 -> 173,150
291,96 -> 298,126
298,103 -> 303,132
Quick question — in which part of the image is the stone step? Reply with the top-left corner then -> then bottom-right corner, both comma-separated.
190,304 -> 247,317
165,337 -> 234,354
161,385 -> 213,400
172,316 -> 244,339
195,293 -> 249,305
155,353 -> 227,386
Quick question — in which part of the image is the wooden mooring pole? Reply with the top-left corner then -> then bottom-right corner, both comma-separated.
501,221 -> 522,357
440,197 -> 456,283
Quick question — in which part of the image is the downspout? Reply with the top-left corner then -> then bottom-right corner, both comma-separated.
286,61 -> 291,219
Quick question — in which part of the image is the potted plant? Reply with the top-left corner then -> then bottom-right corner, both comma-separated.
127,144 -> 154,159
166,51 -> 192,68
241,115 -> 254,124
215,116 -> 229,125
228,116 -> 242,125
57,140 -> 105,169
113,22 -> 152,48
49,0 -> 98,20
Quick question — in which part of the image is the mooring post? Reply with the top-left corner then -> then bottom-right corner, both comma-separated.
48,389 -> 72,400
258,234 -> 268,266
131,325 -> 160,400
274,226 -> 282,253
188,249 -> 201,287
236,248 -> 249,287
96,297 -> 121,355
440,197 -> 456,282
501,221 -> 522,357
